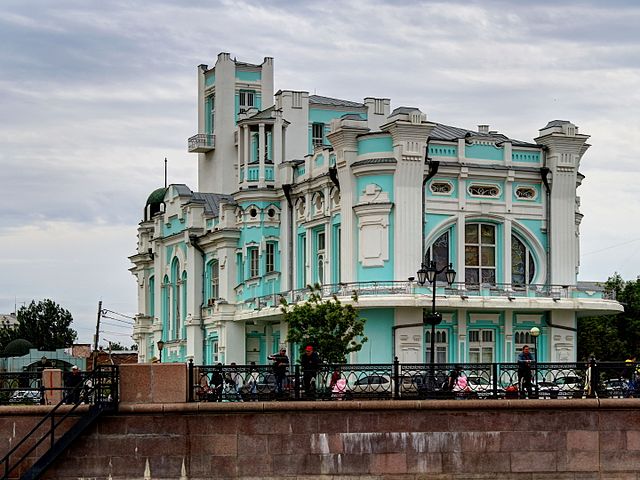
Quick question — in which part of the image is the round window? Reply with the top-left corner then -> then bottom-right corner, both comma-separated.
250,208 -> 258,218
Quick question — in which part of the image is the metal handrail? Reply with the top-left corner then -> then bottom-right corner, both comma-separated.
1,366 -> 119,479
237,281 -> 614,311
188,360 -> 635,403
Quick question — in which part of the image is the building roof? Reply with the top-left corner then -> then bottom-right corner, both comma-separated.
544,120 -> 571,128
390,106 -> 421,116
146,187 -> 167,206
192,193 -> 236,217
430,123 -> 538,148
351,158 -> 397,167
309,95 -> 365,108
245,106 -> 276,120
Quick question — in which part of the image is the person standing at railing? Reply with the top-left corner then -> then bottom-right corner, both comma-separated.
64,365 -> 83,404
268,348 -> 289,396
300,345 -> 320,399
517,345 -> 534,399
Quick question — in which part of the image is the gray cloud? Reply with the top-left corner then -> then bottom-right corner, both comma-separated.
1,0 -> 639,341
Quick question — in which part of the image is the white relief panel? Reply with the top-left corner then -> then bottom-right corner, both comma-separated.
355,183 -> 392,268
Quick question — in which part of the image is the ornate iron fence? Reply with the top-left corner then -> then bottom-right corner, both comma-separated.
188,360 -> 638,402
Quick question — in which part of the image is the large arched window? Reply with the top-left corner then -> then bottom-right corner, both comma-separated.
171,258 -> 180,340
425,231 -> 450,282
148,275 -> 155,317
511,235 -> 536,286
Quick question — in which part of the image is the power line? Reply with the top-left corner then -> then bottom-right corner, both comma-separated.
582,238 -> 640,256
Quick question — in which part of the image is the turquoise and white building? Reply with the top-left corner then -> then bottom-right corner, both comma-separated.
129,52 -> 622,365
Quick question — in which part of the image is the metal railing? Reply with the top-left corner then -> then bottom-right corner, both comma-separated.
187,133 -> 215,152
188,360 -> 637,402
238,281 -> 614,311
1,366 -> 119,479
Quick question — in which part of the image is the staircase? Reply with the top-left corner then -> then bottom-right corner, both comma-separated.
1,366 -> 119,480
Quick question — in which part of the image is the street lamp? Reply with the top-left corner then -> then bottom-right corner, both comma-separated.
530,326 -> 540,398
157,340 -> 165,363
417,259 -> 456,365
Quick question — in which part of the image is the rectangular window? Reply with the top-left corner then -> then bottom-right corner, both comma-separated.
211,262 -> 219,299
266,242 -> 275,273
239,90 -> 255,111
465,223 -> 496,285
209,94 -> 215,133
425,329 -> 448,363
468,329 -> 494,363
312,123 -> 324,147
249,248 -> 259,278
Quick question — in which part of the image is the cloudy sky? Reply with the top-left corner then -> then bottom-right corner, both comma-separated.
1,0 -> 639,344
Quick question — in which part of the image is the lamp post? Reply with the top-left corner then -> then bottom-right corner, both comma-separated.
530,326 -> 540,398
417,259 -> 456,365
157,340 -> 165,363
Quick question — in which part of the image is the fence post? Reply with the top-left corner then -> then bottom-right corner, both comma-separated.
294,364 -> 301,400
188,359 -> 194,402
393,357 -> 400,400
492,363 -> 499,399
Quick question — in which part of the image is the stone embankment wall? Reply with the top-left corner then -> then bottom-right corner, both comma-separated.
3,399 -> 640,479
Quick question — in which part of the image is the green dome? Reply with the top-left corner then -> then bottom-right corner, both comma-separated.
146,187 -> 167,206
4,338 -> 34,357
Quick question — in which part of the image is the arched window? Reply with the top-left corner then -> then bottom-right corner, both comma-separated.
181,270 -> 187,337
511,235 -> 536,285
171,258 -> 180,340
425,231 -> 450,282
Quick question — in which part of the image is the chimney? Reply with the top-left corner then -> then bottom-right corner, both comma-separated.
478,125 -> 489,134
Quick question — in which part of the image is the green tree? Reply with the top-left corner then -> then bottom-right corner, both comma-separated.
0,299 -> 77,352
281,285 -> 367,364
578,274 -> 640,360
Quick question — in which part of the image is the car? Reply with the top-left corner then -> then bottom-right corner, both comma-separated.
9,389 -> 42,405
345,374 -> 393,399
537,381 -> 560,399
603,378 -> 629,398
553,375 -> 584,398
466,376 -> 500,399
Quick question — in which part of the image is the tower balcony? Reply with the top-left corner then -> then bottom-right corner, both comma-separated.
187,134 -> 215,153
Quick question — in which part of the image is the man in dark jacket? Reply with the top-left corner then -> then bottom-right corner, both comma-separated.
517,345 -> 534,399
300,345 -> 320,398
269,348 -> 290,396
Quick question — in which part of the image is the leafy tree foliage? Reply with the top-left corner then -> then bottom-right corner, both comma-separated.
578,273 -> 640,360
0,299 -> 77,352
281,285 -> 367,364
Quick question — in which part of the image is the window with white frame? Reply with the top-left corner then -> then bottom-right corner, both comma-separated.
239,90 -> 255,111
249,247 -> 259,278
425,329 -> 448,363
468,329 -> 494,363
514,330 -> 536,356
209,94 -> 215,133
266,242 -> 276,273
511,235 -> 536,286
209,261 -> 219,299
211,339 -> 219,363
465,223 -> 496,285
425,231 -> 450,282
317,231 -> 326,284
312,123 -> 325,147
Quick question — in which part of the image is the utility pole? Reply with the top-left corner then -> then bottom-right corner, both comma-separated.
93,300 -> 102,370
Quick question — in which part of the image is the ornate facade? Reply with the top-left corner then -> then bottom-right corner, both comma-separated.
130,52 -> 622,365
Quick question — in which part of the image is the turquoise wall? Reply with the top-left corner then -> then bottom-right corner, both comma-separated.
465,144 -> 504,161
357,135 -> 393,155
512,150 -> 541,163
515,219 -> 547,251
428,144 -> 457,158
308,108 -> 366,153
162,216 -> 187,237
355,175 -> 394,202
236,70 -> 261,82
356,308 -> 394,363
